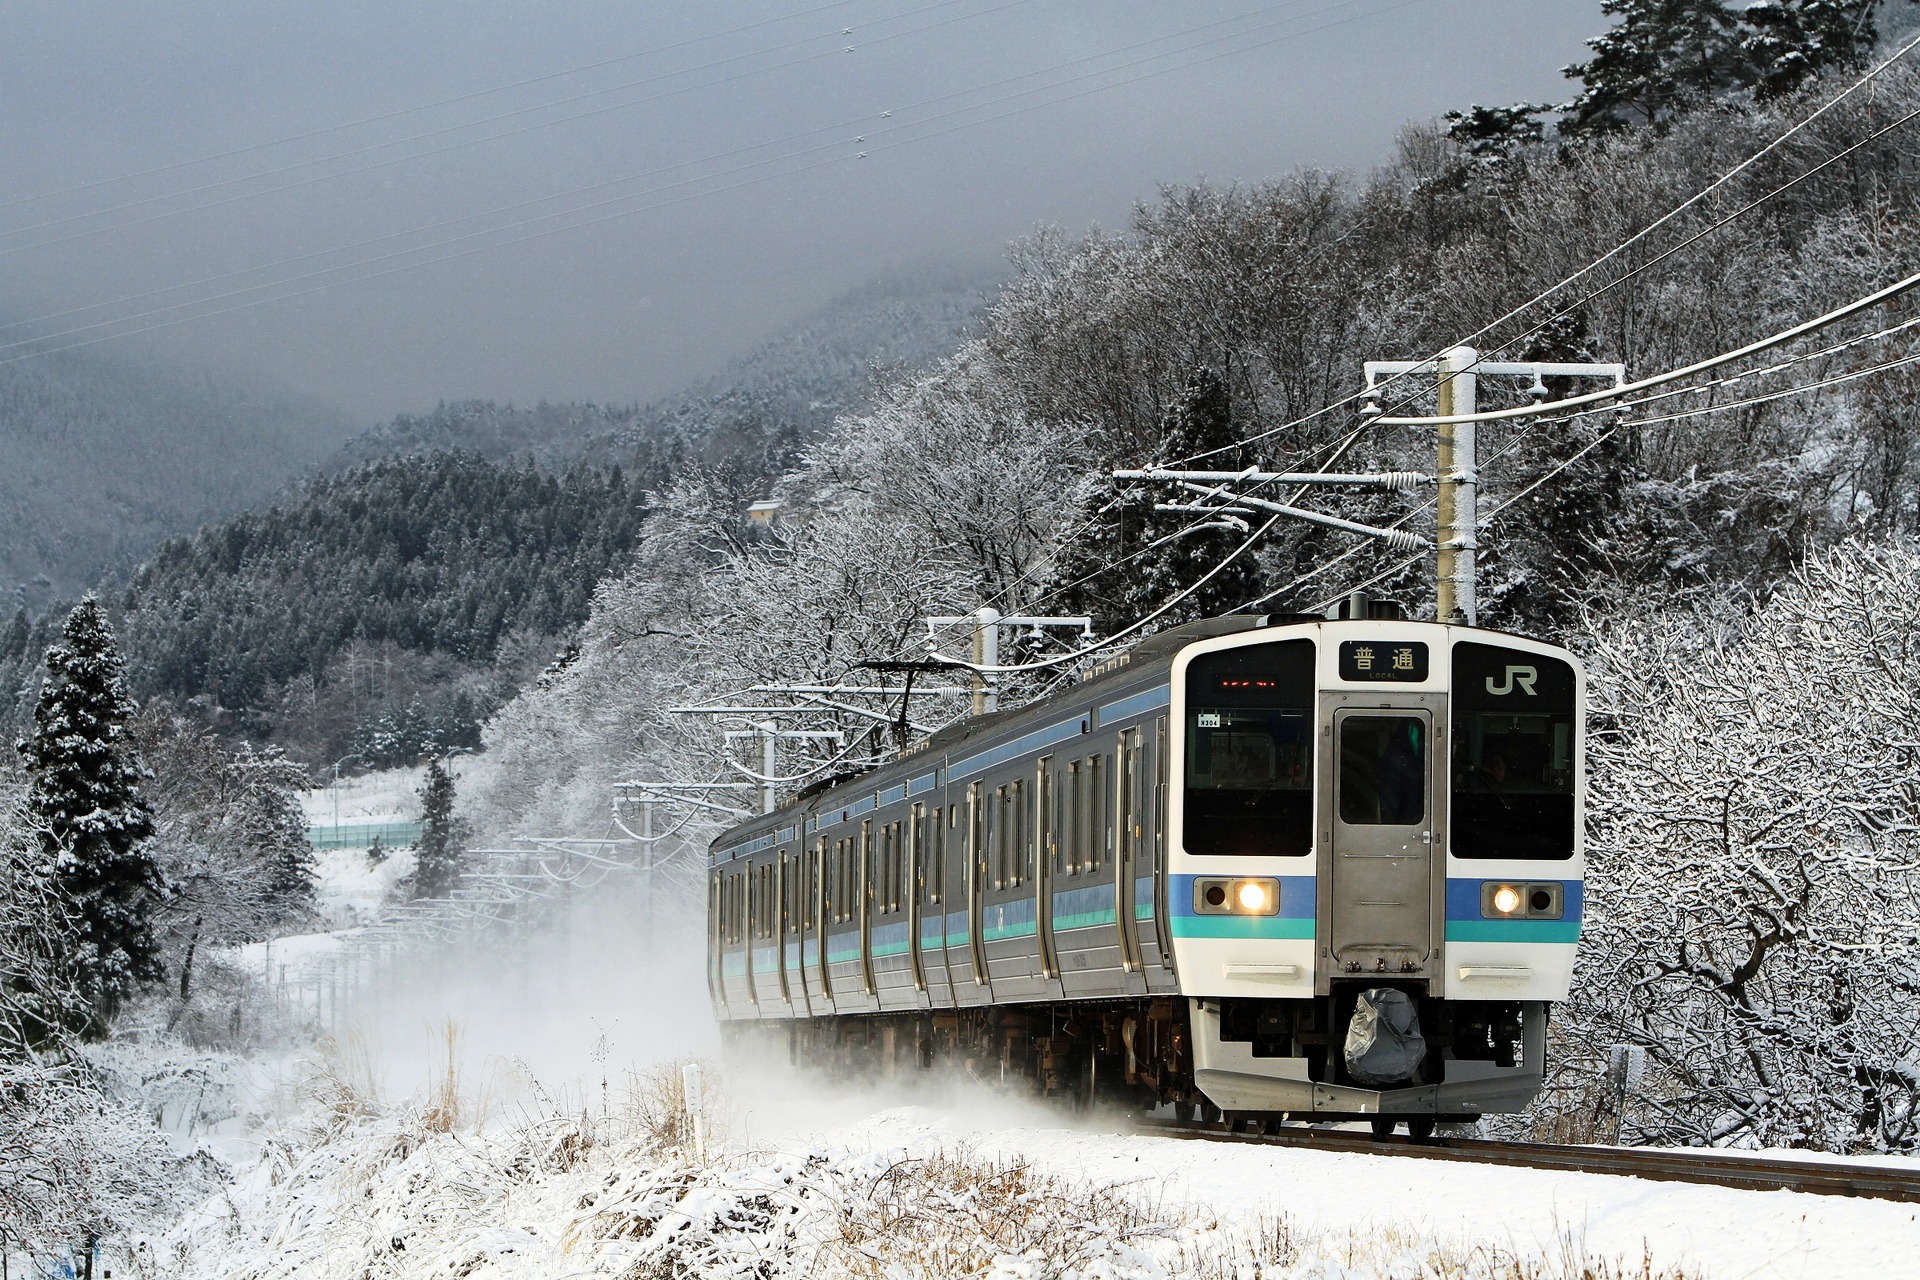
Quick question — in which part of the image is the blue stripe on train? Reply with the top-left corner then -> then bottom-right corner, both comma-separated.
1444,877 -> 1582,943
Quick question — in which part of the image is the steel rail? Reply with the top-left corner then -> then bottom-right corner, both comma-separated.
1131,1117 -> 1920,1203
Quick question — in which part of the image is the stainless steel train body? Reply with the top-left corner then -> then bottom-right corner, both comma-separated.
706,613 -> 1584,1123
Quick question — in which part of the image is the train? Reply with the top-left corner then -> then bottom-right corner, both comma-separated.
705,597 -> 1583,1136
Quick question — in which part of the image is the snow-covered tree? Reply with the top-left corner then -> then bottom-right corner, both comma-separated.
1553,539 -> 1920,1151
1561,1 -> 1747,137
132,708 -> 315,1000
411,757 -> 465,899
15,600 -> 161,1034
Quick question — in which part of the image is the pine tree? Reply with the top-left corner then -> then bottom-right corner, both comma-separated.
16,599 -> 162,1033
1054,368 -> 1265,630
410,757 -> 465,899
1742,2 -> 1886,99
1561,1 -> 1747,137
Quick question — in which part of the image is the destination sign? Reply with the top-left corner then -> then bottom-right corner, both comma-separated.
1338,640 -> 1428,682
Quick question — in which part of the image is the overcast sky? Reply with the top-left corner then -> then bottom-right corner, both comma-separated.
1,1 -> 1603,420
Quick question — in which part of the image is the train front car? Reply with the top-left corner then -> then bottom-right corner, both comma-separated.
1172,619 -> 1583,1131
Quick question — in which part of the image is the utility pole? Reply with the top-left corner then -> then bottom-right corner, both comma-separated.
925,609 -> 1093,714
1434,346 -> 1478,627
1361,349 -> 1626,626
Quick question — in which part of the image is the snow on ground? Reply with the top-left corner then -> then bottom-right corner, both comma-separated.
299,763 -> 427,831
137,1057 -> 1917,1280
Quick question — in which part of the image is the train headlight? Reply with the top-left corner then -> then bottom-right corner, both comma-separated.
1194,877 -> 1281,916
1480,881 -> 1566,919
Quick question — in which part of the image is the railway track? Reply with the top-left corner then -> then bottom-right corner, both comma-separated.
1133,1118 -> 1920,1203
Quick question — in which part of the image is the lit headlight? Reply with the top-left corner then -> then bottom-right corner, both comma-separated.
1194,877 -> 1281,916
1480,881 -> 1565,920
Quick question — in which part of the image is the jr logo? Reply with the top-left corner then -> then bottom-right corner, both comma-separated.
1486,665 -> 1538,696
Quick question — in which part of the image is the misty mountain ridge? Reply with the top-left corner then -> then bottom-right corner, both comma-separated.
326,264 -> 998,474
0,340 -> 356,601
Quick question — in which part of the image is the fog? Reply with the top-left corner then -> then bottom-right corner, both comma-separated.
2,0 -> 1600,420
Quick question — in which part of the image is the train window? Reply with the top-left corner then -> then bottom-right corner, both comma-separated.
1009,779 -> 1026,886
929,807 -> 943,905
1451,643 -> 1577,859
1184,640 -> 1315,855
1063,762 -> 1081,875
1339,716 -> 1427,825
1088,755 -> 1107,871
1036,760 -> 1053,882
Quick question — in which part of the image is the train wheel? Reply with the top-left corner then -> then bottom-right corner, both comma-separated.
1369,1117 -> 1398,1138
1406,1116 -> 1436,1141
1200,1099 -> 1221,1124
1071,1051 -> 1098,1111
1262,1117 -> 1284,1136
1173,1099 -> 1195,1123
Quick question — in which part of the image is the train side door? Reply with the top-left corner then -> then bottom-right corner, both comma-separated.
965,782 -> 990,989
776,852 -> 794,1008
1034,757 -> 1061,991
1113,728 -> 1145,976
859,821 -> 878,997
812,838 -> 832,1001
907,802 -> 931,1002
1326,702 -> 1439,978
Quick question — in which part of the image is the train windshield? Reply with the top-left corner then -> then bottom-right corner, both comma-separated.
1450,642 -> 1577,859
1183,639 -> 1314,856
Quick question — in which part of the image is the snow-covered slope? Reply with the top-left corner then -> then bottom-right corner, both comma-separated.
150,1073 -> 1919,1280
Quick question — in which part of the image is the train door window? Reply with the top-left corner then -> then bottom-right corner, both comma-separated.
967,782 -> 984,897
1184,639 -> 1316,855
928,807 -> 943,905
1064,762 -> 1082,875
990,785 -> 1006,889
1338,716 -> 1427,826
893,821 -> 905,911
1089,754 -> 1106,871
1450,643 -> 1577,859
1010,778 -> 1028,885
1036,760 -> 1054,879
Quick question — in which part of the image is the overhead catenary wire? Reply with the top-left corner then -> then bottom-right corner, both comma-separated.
0,0 -> 1427,366
1167,23 -> 1920,470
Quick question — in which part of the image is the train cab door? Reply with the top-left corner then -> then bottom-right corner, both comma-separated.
1325,702 -> 1440,980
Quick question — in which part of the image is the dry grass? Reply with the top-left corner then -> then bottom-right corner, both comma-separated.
421,1020 -> 462,1134
305,1032 -> 380,1135
827,1147 -> 1173,1277
620,1056 -> 720,1156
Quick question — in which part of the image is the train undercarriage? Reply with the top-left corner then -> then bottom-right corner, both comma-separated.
725,991 -> 1548,1139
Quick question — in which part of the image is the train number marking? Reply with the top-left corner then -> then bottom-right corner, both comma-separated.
1485,665 -> 1538,696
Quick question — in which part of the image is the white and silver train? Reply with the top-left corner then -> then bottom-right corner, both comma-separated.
706,603 -> 1583,1134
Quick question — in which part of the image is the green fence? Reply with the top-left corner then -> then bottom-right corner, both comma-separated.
305,821 -> 423,851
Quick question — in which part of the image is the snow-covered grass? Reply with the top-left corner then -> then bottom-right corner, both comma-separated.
119,1052 -> 1920,1280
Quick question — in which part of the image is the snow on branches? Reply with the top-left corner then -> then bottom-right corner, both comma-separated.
1559,538 -> 1920,1151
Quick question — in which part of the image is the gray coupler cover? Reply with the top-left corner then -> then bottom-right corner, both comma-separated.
1344,988 -> 1426,1086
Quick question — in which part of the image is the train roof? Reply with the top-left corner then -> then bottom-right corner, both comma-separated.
706,613 -> 1572,857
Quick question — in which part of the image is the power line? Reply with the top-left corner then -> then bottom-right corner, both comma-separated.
1168,25 -> 1920,471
